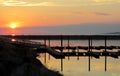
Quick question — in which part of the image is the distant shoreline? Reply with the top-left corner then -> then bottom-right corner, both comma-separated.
1,35 -> 120,40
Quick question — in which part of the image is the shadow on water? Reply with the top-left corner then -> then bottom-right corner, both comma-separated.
0,37 -> 63,76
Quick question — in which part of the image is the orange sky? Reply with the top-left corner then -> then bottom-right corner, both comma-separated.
0,0 -> 120,29
0,0 -> 120,35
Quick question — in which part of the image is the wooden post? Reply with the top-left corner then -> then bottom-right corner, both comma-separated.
68,36 -> 70,60
88,36 -> 91,52
61,35 -> 63,71
48,39 -> 51,60
77,47 -> 79,60
90,37 -> 93,59
105,36 -> 107,71
90,37 -> 92,52
88,36 -> 91,71
44,39 -> 47,64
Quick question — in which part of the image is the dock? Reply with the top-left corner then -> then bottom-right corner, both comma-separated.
1,35 -> 120,71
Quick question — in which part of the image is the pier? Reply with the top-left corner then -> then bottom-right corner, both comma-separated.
1,35 -> 120,71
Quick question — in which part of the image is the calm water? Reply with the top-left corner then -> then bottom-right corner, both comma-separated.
36,40 -> 120,76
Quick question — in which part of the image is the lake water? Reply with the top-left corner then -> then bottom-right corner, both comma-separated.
36,40 -> 120,76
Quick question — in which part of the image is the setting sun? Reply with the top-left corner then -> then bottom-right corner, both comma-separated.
10,23 -> 17,29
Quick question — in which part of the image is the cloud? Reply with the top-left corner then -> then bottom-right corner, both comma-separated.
0,0 -> 62,6
94,0 -> 120,3
95,0 -> 114,2
94,12 -> 110,16
72,11 -> 110,16
92,0 -> 120,5
1,0 -> 120,7
3,1 -> 27,6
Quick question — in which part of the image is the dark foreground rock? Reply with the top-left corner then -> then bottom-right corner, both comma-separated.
0,37 -> 63,76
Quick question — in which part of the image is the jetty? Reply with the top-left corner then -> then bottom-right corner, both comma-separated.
1,35 -> 120,58
1,35 -> 120,71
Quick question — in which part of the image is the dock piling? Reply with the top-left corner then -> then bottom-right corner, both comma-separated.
88,37 -> 91,71
105,36 -> 107,71
68,36 -> 70,60
61,35 -> 63,71
48,39 -> 51,60
44,39 -> 47,64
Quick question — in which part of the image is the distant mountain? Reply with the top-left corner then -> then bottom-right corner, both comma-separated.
104,32 -> 120,34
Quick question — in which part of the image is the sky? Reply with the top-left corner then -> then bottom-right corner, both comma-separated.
0,0 -> 120,35
0,1 -> 120,76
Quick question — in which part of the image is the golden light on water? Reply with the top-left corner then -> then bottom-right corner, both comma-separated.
11,39 -> 16,42
11,34 -> 16,36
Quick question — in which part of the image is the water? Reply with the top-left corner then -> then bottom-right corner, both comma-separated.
36,40 -> 120,76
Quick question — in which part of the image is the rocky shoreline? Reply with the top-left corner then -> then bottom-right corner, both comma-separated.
0,37 -> 63,76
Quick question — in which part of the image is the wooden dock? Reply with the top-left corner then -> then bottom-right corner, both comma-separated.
1,35 -> 120,71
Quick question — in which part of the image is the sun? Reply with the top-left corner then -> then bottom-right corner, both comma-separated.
10,23 -> 17,29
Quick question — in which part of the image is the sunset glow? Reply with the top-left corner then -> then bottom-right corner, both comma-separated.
0,0 -> 120,35
10,23 -> 17,29
0,1 -> 120,76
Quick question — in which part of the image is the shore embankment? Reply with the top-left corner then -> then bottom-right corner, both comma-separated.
0,37 -> 63,76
